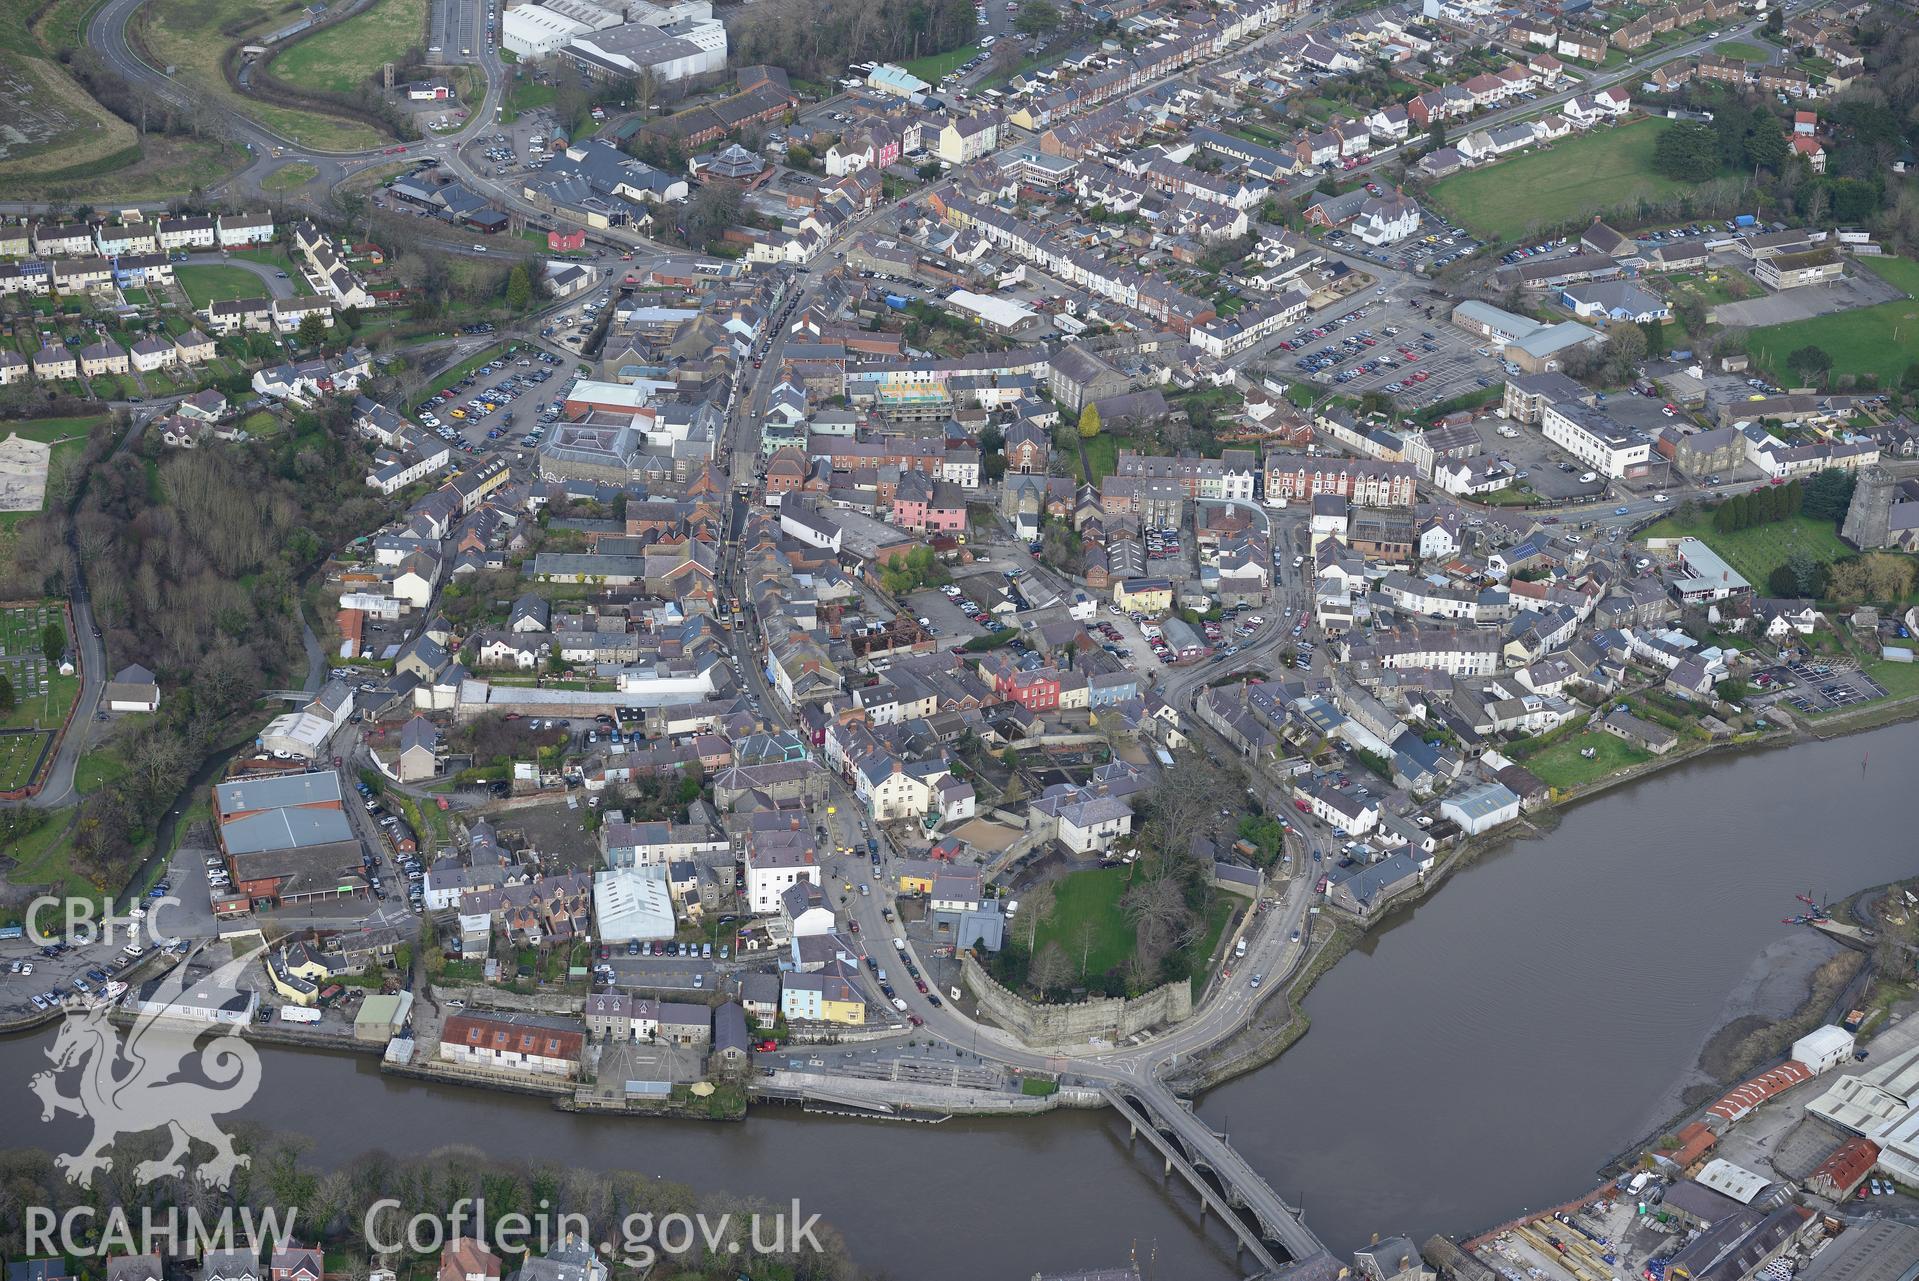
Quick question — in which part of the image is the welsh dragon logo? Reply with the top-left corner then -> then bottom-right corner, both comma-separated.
29,948 -> 263,1188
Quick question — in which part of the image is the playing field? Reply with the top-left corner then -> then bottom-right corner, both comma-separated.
1748,257 -> 1919,390
1428,118 -> 1685,243
177,264 -> 269,308
270,0 -> 428,95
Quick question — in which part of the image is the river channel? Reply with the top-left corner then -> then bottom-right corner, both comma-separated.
5,720 -> 1916,1280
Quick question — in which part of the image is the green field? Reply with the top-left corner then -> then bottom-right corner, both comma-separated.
1429,118 -> 1684,242
1023,865 -> 1237,996
138,0 -> 387,149
74,748 -> 128,797
901,44 -> 980,81
177,264 -> 269,308
1027,866 -> 1138,979
1642,511 -> 1854,590
1663,268 -> 1759,308
501,79 -> 555,122
270,0 -> 427,94
1713,40 -> 1768,60
1075,433 -> 1120,484
1520,731 -> 1652,792
261,161 -> 319,190
1748,258 -> 1919,391
0,811 -> 95,907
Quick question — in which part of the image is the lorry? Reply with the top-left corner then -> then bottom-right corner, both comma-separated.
280,1006 -> 323,1024
884,295 -> 910,310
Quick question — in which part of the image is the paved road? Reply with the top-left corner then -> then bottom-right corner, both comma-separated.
28,409 -> 151,811
27,588 -> 107,811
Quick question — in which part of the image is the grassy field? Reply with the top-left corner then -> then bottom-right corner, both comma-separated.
1429,119 -> 1684,243
1076,433 -> 1121,484
1028,866 -> 1137,979
1642,511 -> 1854,590
74,748 -> 129,796
1521,731 -> 1652,792
1663,268 -> 1760,309
270,0 -> 427,94
261,161 -> 319,190
501,79 -> 555,122
177,264 -> 269,308
1748,257 -> 1919,391
1861,658 -> 1919,700
902,44 -> 980,80
1024,865 -> 1237,996
1713,40 -> 1768,60
1,812 -> 98,907
137,0 -> 387,150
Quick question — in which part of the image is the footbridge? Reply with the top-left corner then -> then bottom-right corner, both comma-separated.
1102,1084 -> 1329,1275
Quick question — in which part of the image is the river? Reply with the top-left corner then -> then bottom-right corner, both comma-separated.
5,720 -> 1915,1280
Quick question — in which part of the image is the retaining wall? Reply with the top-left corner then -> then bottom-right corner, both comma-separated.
960,954 -> 1191,1048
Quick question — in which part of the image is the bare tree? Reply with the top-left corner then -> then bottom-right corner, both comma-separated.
1018,882 -> 1056,953
1028,940 -> 1073,994
1074,920 -> 1098,977
1121,863 -> 1193,960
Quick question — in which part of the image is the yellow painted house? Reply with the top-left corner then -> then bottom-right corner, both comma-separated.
266,939 -> 342,1007
1113,578 -> 1174,615
781,962 -> 868,1026
896,858 -> 941,895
